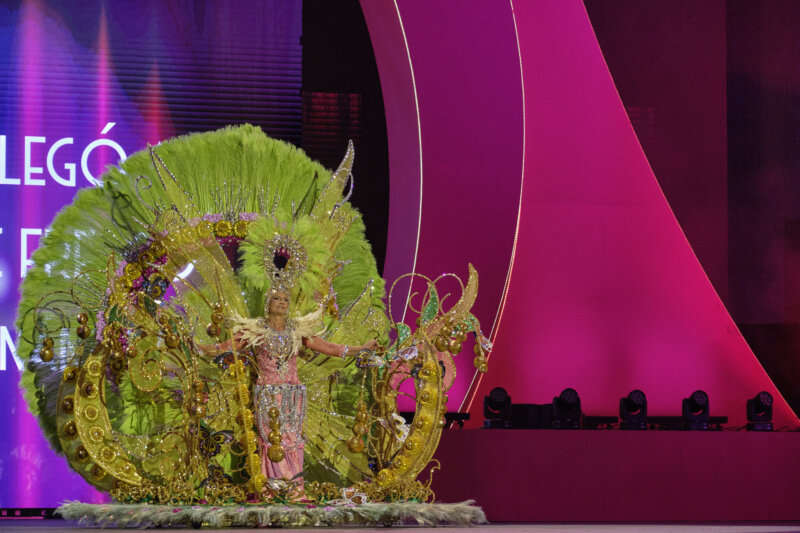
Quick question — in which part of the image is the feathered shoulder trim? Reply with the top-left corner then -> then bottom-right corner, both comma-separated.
231,307 -> 324,354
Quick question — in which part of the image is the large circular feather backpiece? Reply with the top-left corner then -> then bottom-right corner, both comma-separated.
16,124 -> 487,503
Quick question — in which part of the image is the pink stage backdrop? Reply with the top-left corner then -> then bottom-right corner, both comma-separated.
360,1 -> 523,412
363,1 -> 799,428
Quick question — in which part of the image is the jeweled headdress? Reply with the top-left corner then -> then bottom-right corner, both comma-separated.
238,211 -> 332,315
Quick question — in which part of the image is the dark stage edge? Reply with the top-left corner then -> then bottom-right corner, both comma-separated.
56,500 -> 486,528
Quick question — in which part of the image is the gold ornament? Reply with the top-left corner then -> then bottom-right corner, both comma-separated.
42,337 -> 54,348
63,421 -> 78,439
124,263 -> 141,278
214,220 -> 232,237
164,334 -> 180,349
124,345 -> 138,359
347,435 -> 365,453
206,323 -> 221,337
355,411 -> 369,423
434,336 -> 448,353
268,407 -> 280,419
77,313 -> 88,325
149,240 -> 166,257
233,220 -> 249,238
63,367 -> 78,383
74,445 -> 89,462
76,325 -> 91,339
267,430 -> 282,445
353,422 -> 368,436
61,396 -> 74,413
448,338 -> 462,354
210,311 -> 223,324
40,347 -> 54,362
81,382 -> 97,398
267,444 -> 285,463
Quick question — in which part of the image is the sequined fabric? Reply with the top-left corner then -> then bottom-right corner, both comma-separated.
241,320 -> 306,481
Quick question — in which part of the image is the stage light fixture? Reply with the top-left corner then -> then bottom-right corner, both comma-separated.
483,387 -> 512,428
746,391 -> 773,432
620,389 -> 647,430
552,387 -> 582,429
682,390 -> 710,430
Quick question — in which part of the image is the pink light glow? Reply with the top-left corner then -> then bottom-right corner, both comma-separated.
16,0 -> 44,506
467,1 -> 799,428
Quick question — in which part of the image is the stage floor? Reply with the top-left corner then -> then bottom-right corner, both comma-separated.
3,521 -> 800,532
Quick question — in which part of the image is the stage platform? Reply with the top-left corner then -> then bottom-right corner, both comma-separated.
431,429 -> 800,522
7,521 -> 800,532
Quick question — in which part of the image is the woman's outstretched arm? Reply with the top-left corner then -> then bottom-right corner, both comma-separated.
302,336 -> 378,358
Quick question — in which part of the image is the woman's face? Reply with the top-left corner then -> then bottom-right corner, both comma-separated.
268,292 -> 290,316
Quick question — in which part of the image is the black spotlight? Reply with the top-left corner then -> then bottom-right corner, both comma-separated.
552,388 -> 582,429
620,389 -> 647,430
746,391 -> 773,432
483,387 -> 512,428
682,390 -> 710,430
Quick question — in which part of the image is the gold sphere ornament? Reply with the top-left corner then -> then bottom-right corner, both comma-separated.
40,347 -> 54,362
42,337 -> 54,348
63,421 -> 78,438
434,336 -> 448,353
74,445 -> 89,462
268,418 -> 280,431
376,468 -> 394,487
164,334 -> 180,349
355,411 -> 369,423
268,407 -> 280,419
210,311 -> 223,324
124,345 -> 138,359
267,444 -> 285,463
448,339 -> 462,354
352,422 -> 368,436
473,355 -> 486,369
267,430 -> 282,445
347,435 -> 365,454
77,313 -> 88,325
81,382 -> 96,398
479,362 -> 488,373
63,367 -> 78,383
61,396 -> 74,413
474,343 -> 484,357
193,404 -> 206,418
443,315 -> 454,327
456,330 -> 468,343
206,323 -> 221,337
76,325 -> 91,339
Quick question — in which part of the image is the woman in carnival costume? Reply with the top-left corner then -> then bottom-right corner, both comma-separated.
16,125 -> 391,502
16,125 -> 490,526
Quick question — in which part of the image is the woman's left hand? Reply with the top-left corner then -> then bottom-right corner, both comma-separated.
362,339 -> 379,352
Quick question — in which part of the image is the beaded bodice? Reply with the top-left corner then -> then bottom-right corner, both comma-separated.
251,319 -> 298,385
